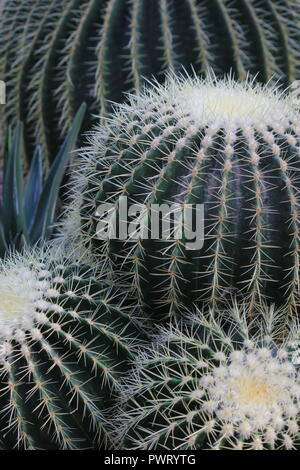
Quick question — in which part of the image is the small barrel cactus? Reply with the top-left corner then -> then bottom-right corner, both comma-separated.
116,303 -> 300,450
69,75 -> 300,319
1,0 -> 300,162
0,248 -> 148,449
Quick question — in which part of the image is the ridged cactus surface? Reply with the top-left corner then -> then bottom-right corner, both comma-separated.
1,0 -> 300,162
116,304 -> 300,450
0,249 -> 147,449
70,75 -> 300,319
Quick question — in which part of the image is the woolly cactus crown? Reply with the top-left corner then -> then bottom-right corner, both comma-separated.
132,73 -> 299,128
0,249 -> 92,345
68,74 -> 300,319
116,302 -> 300,450
0,248 -> 148,449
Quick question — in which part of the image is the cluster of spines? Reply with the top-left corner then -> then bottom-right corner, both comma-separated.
115,303 -> 300,450
1,0 -> 300,163
70,76 -> 300,320
0,255 -> 148,449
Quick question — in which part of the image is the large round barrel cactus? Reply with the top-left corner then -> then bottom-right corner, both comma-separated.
116,304 -> 300,450
0,249 -> 148,449
1,0 -> 300,163
68,75 -> 300,319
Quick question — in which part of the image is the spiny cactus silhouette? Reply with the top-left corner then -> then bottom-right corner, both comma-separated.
0,248 -> 148,449
116,303 -> 300,450
1,0 -> 300,162
66,74 -> 300,320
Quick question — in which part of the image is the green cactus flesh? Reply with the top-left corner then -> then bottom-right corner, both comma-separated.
117,304 -> 300,450
1,0 -> 300,163
72,75 -> 300,319
0,250 -> 148,449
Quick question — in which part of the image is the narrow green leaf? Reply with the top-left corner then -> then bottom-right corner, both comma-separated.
2,122 -> 24,243
3,126 -> 12,185
30,103 -> 86,243
0,223 -> 8,259
24,145 -> 43,232
12,122 -> 29,243
13,232 -> 28,253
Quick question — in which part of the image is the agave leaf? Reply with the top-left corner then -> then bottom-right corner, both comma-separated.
12,122 -> 29,243
24,145 -> 43,233
0,130 -> 11,252
2,127 -> 12,184
30,102 -> 86,243
1,126 -> 15,240
12,232 -> 28,253
0,223 -> 8,259
1,122 -> 28,243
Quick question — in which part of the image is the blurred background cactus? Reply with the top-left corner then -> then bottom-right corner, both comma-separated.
0,249 -> 148,449
1,0 -> 300,164
67,75 -> 300,320
116,303 -> 300,450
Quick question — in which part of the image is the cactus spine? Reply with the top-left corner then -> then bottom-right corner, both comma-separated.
116,303 -> 300,450
68,75 -> 300,319
0,249 -> 148,449
1,0 -> 300,162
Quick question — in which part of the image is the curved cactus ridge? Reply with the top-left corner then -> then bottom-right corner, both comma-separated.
68,74 -> 300,320
0,248 -> 148,449
116,302 -> 300,450
1,0 -> 300,163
